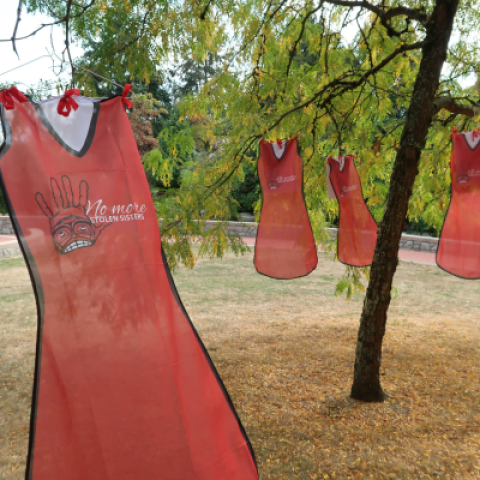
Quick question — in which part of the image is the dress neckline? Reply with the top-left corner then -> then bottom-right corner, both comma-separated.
269,140 -> 290,161
29,95 -> 121,158
460,132 -> 480,152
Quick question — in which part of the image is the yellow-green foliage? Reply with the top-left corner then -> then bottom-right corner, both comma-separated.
158,1 -> 479,285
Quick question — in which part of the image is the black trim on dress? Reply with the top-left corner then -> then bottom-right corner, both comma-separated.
160,246 -> 258,471
269,140 -> 289,161
0,104 -> 46,480
29,97 -> 100,158
460,132 -> 480,152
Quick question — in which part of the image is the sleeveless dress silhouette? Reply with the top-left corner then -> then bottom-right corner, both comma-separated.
327,155 -> 378,266
0,88 -> 258,480
255,138 -> 317,279
437,129 -> 480,278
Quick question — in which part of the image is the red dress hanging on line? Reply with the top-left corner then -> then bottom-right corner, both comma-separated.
327,155 -> 378,266
0,88 -> 258,480
437,129 -> 480,278
255,138 -> 317,279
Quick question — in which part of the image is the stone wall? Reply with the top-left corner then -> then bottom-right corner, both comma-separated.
398,234 -> 438,253
0,242 -> 21,259
327,227 -> 438,253
203,220 -> 258,237
204,221 -> 439,252
0,215 -> 14,235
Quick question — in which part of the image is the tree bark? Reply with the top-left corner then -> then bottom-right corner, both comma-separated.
350,0 -> 459,402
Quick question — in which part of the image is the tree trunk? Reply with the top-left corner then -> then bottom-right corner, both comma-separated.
350,0 -> 459,402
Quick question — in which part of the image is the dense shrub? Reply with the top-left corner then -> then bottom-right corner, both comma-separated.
230,162 -> 260,215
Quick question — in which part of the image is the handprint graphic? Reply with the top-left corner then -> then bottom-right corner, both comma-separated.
36,175 -> 111,254
266,169 -> 279,190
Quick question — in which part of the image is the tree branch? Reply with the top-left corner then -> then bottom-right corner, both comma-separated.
65,0 -> 75,87
11,0 -> 23,58
199,0 -> 213,20
324,0 -> 428,37
285,2 -> 324,77
42,0 -> 62,20
324,0 -> 428,24
0,0 -> 96,45
235,0 -> 286,60
433,96 -> 480,117
356,10 -> 374,68
269,40 -> 426,132
269,0 -> 290,20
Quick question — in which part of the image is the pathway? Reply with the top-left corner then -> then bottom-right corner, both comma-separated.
0,235 -> 16,244
240,236 -> 437,266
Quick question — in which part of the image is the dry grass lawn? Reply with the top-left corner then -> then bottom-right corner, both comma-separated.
1,251 -> 479,479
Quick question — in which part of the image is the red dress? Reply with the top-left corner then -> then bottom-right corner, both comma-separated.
437,130 -> 480,278
327,156 -> 378,266
255,138 -> 317,279
0,89 -> 258,480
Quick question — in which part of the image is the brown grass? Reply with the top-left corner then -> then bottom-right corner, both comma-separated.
0,257 -> 37,479
1,252 -> 479,479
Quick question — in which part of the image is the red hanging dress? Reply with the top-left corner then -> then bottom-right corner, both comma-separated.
437,129 -> 480,278
255,138 -> 317,279
0,88 -> 258,480
327,155 -> 378,266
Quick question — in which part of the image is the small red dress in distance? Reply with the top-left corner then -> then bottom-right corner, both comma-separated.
0,88 -> 258,480
255,138 -> 317,279
437,129 -> 480,278
327,156 -> 378,267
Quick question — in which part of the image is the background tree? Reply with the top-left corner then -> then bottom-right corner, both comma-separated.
129,93 -> 167,156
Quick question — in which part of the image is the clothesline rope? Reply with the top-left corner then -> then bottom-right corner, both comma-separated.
0,55 -> 51,77
74,64 -> 125,89
0,57 -> 130,95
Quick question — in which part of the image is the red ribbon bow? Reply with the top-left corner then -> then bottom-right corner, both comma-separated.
449,126 -> 458,139
472,128 -> 480,139
57,89 -> 80,117
0,87 -> 28,110
122,84 -> 133,109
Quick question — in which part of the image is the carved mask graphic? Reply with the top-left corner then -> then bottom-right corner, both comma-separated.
36,176 -> 111,254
